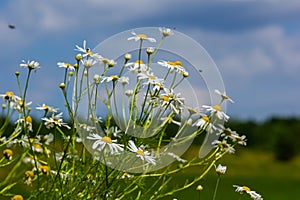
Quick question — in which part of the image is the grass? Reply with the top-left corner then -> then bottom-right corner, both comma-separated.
1,146 -> 299,199
162,146 -> 300,199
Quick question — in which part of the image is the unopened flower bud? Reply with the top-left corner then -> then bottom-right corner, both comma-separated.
196,185 -> 203,191
108,60 -> 115,67
75,54 -> 82,61
124,53 -> 131,61
15,71 -> 20,76
146,47 -> 154,55
59,83 -> 66,89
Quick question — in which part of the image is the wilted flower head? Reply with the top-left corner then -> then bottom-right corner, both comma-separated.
159,27 -> 174,37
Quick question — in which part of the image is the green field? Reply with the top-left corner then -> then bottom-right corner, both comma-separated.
164,147 -> 300,199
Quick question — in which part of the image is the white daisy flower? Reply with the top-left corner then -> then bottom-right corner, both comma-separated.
193,115 -> 220,133
160,88 -> 185,114
82,58 -> 97,69
13,99 -> 32,113
127,140 -> 156,165
214,89 -> 234,103
118,76 -> 129,85
57,62 -> 75,71
75,40 -> 102,60
161,116 -> 181,126
157,60 -> 187,75
16,116 -> 33,132
101,75 -> 119,83
125,60 -> 148,73
36,104 -> 58,113
41,112 -> 70,129
0,91 -> 21,102
20,60 -> 40,71
215,164 -> 227,175
87,133 -> 124,155
233,185 -> 263,200
127,31 -> 156,43
212,140 -> 235,154
202,104 -> 229,121
138,71 -> 164,86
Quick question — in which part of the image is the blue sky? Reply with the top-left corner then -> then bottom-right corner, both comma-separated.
1,0 -> 299,121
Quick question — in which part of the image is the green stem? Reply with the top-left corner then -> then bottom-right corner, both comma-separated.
212,175 -> 220,200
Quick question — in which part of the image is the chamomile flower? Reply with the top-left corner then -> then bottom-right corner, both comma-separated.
0,91 -> 21,102
20,60 -> 40,71
127,32 -> 156,43
101,75 -> 119,83
37,133 -> 54,145
118,76 -> 129,85
221,128 -> 247,146
75,40 -> 102,60
57,62 -> 75,71
36,104 -> 58,113
87,133 -> 124,155
125,60 -> 148,72
157,60 -> 187,75
138,71 -> 164,86
214,89 -> 234,103
161,116 -> 181,126
159,27 -> 174,37
16,116 -> 33,132
82,58 -> 97,69
212,140 -> 235,154
127,140 -> 156,165
193,115 -> 220,133
215,164 -> 227,175
160,88 -> 185,114
3,149 -> 13,160
202,104 -> 229,121
41,112 -> 70,129
233,185 -> 263,200
13,99 -> 32,113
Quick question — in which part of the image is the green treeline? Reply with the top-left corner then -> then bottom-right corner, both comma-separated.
227,117 -> 300,161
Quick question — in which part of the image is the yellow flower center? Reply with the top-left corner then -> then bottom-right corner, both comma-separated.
137,34 -> 148,39
25,116 -> 32,123
135,60 -> 144,64
34,144 -> 42,150
3,149 -> 13,159
212,105 -> 222,111
202,116 -> 210,122
242,186 -> 251,192
65,63 -> 71,67
137,149 -> 145,156
5,91 -> 14,97
38,165 -> 50,175
161,95 -> 170,102
42,105 -> 49,110
11,195 -> 23,200
167,60 -> 182,66
148,74 -> 156,80
25,170 -> 35,179
102,136 -> 112,144
110,75 -> 119,81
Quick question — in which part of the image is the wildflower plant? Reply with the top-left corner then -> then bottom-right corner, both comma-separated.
0,27 -> 262,199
